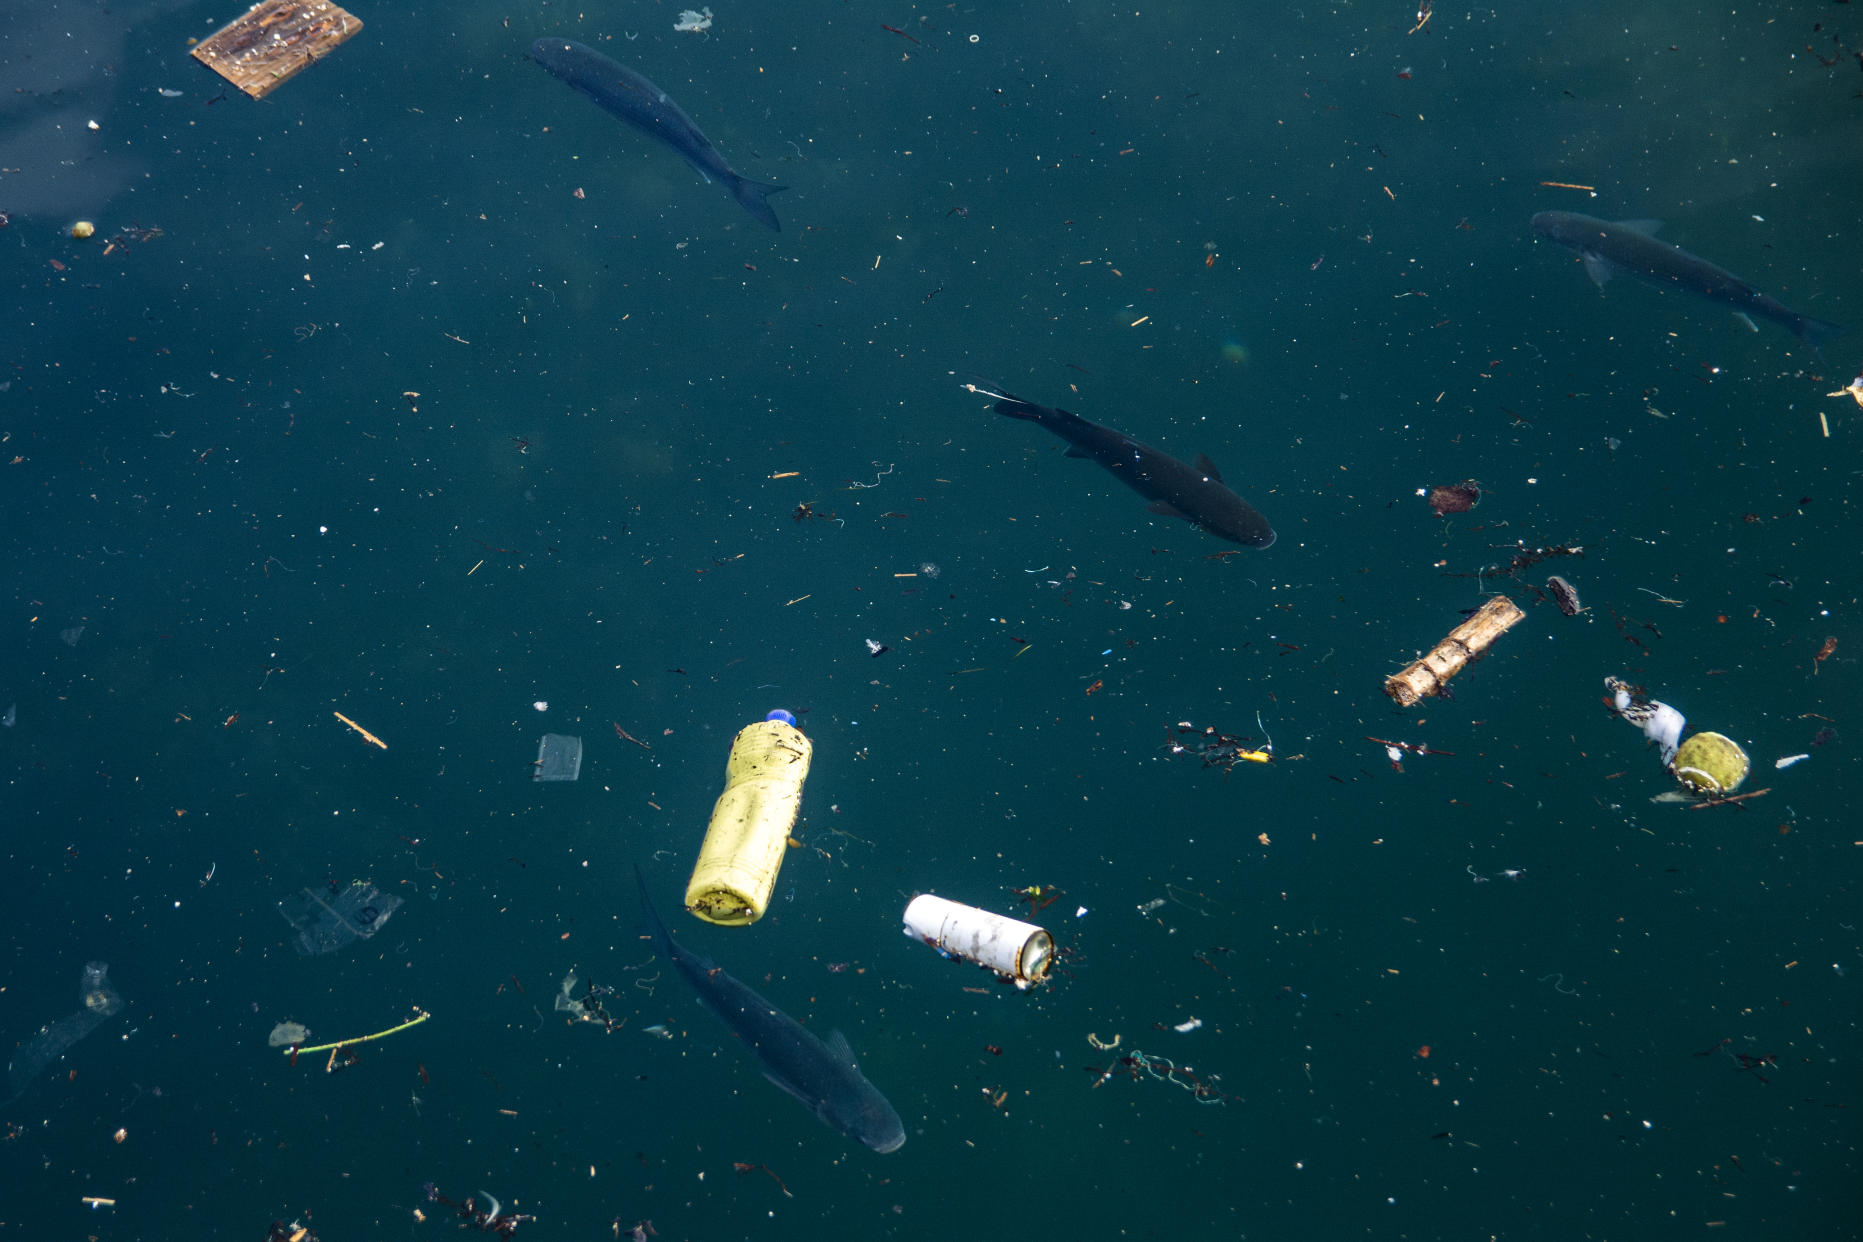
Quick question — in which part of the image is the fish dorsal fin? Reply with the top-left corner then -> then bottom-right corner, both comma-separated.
1618,218 -> 1663,236
825,1029 -> 858,1069
1193,453 -> 1224,482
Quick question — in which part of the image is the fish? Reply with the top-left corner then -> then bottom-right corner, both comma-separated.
1531,211 -> 1842,348
972,384 -> 1275,547
530,38 -> 785,231
633,866 -> 906,1152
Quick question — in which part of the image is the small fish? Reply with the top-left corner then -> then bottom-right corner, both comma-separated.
635,866 -> 904,1151
641,1023 -> 674,1040
1532,211 -> 1843,348
972,384 -> 1275,547
530,39 -> 785,230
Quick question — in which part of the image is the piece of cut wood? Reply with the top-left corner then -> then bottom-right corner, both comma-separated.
192,0 -> 364,100
1385,595 -> 1525,707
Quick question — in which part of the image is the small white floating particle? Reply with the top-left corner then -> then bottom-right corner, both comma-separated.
1775,754 -> 1810,770
157,88 -> 184,98
1075,906 -> 1088,918
371,241 -> 385,251
88,119 -> 99,130
1173,1016 -> 1203,1034
533,700 -> 549,712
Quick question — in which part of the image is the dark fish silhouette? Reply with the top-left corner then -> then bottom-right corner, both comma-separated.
1531,211 -> 1841,348
634,867 -> 905,1152
531,38 -> 785,231
973,384 -> 1275,548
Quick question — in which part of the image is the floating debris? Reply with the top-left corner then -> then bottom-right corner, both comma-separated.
1165,721 -> 1272,770
1087,1048 -> 1231,1104
1426,480 -> 1481,516
1546,575 -> 1583,616
1446,543 -> 1585,581
903,894 -> 1054,990
1385,595 -> 1525,707
533,733 -> 582,782
191,0 -> 365,100
267,1021 -> 310,1048
1605,676 -> 1750,796
421,1183 -> 534,1237
1672,731 -> 1750,796
1605,676 -> 1686,766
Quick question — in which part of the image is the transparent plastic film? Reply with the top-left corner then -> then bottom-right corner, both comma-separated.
4,962 -> 124,1105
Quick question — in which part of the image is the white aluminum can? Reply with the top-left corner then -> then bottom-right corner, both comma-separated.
902,894 -> 1053,990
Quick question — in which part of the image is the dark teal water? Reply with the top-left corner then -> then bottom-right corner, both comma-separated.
3,1 -> 1857,1238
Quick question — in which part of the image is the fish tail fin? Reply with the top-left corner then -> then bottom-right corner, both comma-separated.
633,863 -> 672,956
730,176 -> 786,231
1796,314 -> 1845,352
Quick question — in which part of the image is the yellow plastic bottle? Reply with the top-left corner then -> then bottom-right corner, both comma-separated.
685,711 -> 812,926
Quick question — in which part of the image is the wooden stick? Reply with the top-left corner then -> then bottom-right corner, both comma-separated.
332,710 -> 388,750
1385,596 -> 1525,706
1687,787 -> 1771,810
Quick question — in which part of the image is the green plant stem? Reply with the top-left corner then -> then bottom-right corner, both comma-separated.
286,1009 -> 430,1056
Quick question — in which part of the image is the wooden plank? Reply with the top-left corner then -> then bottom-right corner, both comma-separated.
191,0 -> 364,100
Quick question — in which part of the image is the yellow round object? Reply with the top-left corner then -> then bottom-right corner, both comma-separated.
1671,731 -> 1749,796
70,221 -> 95,239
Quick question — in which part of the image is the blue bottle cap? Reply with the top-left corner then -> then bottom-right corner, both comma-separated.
765,709 -> 796,726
